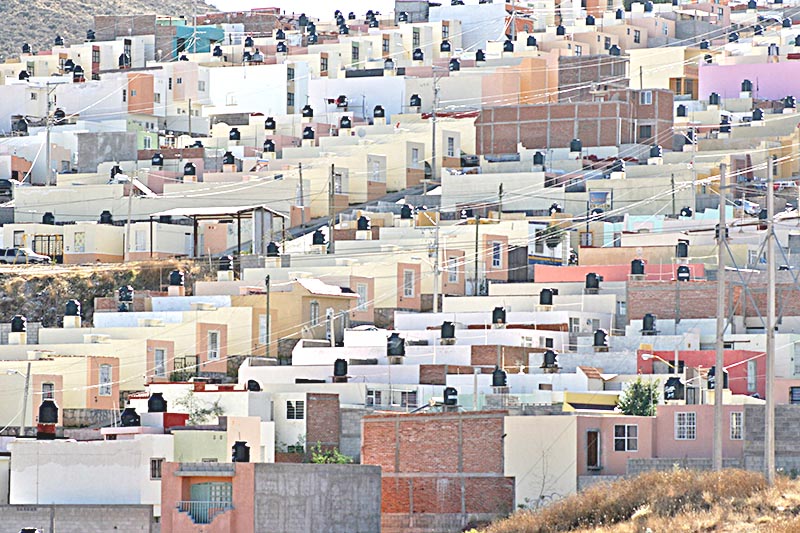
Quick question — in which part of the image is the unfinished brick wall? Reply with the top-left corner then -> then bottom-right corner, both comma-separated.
470,345 -> 529,367
306,393 -> 340,452
362,411 -> 514,532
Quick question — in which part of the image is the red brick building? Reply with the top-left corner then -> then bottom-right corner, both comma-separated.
362,410 -> 514,533
475,88 -> 673,155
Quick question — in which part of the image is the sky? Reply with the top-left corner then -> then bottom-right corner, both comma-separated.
208,0 -> 399,20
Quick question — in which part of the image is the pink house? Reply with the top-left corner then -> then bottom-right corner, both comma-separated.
534,263 -> 705,283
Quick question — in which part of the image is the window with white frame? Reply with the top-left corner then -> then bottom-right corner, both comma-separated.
366,389 -> 382,406
154,348 -> 166,378
42,382 -> 54,400
134,230 -> 146,251
639,90 -> 652,105
310,301 -> 320,326
207,330 -> 220,360
154,93 -> 161,104
286,400 -> 305,420
73,232 -> 85,253
198,80 -> 206,91
447,257 -> 458,283
150,458 -> 164,480
574,44 -> 582,57
634,30 -> 641,44
403,270 -> 415,298
568,317 -> 580,333
356,283 -> 368,311
447,137 -> 455,157
730,411 -> 743,440
411,147 -> 420,166
675,411 -> 697,440
98,364 -> 112,396
491,241 -> 502,268
614,424 -> 638,451
747,359 -> 757,393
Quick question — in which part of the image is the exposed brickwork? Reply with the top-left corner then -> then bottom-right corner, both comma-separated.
470,345 -> 528,367
419,364 -> 485,385
306,392 -> 340,451
557,55 -> 628,102
362,410 -> 514,532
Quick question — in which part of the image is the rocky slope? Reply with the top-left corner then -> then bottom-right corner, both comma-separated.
0,0 -> 214,60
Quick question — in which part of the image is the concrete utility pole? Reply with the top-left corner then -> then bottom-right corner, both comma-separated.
432,215 -> 441,313
298,162 -> 305,226
713,163 -> 726,471
45,82 -> 54,186
498,183 -> 504,219
766,156 -> 776,484
20,361 -> 31,437
473,214 -> 480,296
328,164 -> 336,254
265,275 -> 271,358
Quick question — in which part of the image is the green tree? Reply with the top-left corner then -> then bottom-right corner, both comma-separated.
617,376 -> 659,416
309,442 -> 353,464
174,391 -> 225,425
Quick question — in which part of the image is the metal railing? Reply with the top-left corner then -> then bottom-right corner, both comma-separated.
176,501 -> 234,524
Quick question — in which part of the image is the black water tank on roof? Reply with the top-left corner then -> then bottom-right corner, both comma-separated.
642,313 -> 657,334
151,153 -> 164,166
677,265 -> 691,281
263,139 -> 276,152
276,42 -> 288,53
570,138 -> 582,152
443,387 -> 458,405
86,29 -> 96,41
228,128 -> 241,141
232,441 -> 250,462
543,350 -> 558,367
222,151 -> 235,165
39,399 -> 58,424
616,8 -> 624,19
644,1 -> 653,11
677,104 -> 687,117
753,108 -> 764,121
400,204 -> 412,219
120,407 -> 141,427
441,321 -> 455,339
664,376 -> 684,400
340,116 -> 352,129
680,206 -> 693,217
707,365 -> 728,389
118,285 -> 134,302
99,210 -> 113,224
265,116 -> 276,130
244,36 -> 254,48
276,28 -> 286,40
183,162 -> 196,176
218,255 -> 234,271
247,379 -> 261,391
22,43 -> 31,54
441,40 -> 451,52
533,152 -> 545,166
650,145 -> 663,158
631,259 -> 645,275
492,366 -> 507,387
527,35 -> 537,47
503,40 -> 514,52
65,299 -> 81,317
556,25 -> 566,36
334,358 -> 348,377
266,242 -> 279,257
301,104 -> 314,118
539,288 -> 557,306
374,105 -> 385,118
784,18 -> 792,28
302,126 -> 315,140
593,329 -> 608,347
586,15 -> 596,25
18,70 -> 30,81
42,212 -> 55,225
357,215 -> 370,230
585,272 -> 602,290
398,11 -> 409,22
412,48 -> 424,61
409,94 -> 422,107
676,240 -> 689,258
169,270 -> 185,286
476,49 -> 486,61
11,315 -> 26,333
148,392 -> 167,413
449,58 -> 460,71
387,332 -> 405,356
312,229 -> 326,245
492,306 -> 506,324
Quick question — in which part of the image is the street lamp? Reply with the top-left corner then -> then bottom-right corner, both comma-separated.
7,362 -> 31,437
641,352 -> 680,373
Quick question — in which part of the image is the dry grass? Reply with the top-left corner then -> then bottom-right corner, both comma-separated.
481,469 -> 800,533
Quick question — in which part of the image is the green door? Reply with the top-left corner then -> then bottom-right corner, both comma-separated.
189,482 -> 232,524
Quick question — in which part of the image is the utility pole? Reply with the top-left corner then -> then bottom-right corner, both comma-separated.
124,174 -> 134,262
670,173 -> 676,216
265,275 -> 271,358
328,164 -> 336,254
298,162 -> 305,226
188,98 -> 192,138
45,82 -> 54,186
766,155 -> 776,484
473,214 -> 480,296
433,212 -> 441,313
431,74 -> 440,186
19,361 -> 31,437
713,163 -> 727,471
498,183 -> 504,220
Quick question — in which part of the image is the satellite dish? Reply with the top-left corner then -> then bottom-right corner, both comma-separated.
357,128 -> 367,138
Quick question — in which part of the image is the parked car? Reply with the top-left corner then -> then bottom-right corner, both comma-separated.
0,248 -> 51,264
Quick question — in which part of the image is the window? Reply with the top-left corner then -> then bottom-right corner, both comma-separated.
73,232 -> 85,253
154,348 -> 166,378
399,390 -> 417,408
614,424 -> 638,451
352,44 -> 359,62
207,331 -> 220,360
587,430 -> 601,469
134,230 -> 146,251
150,458 -> 164,480
154,93 -> 161,104
13,231 -> 24,248
793,342 -> 800,376
569,317 -> 580,333
634,30 -> 641,44
663,23 -> 669,35
286,445 -> 304,453
491,241 -> 502,268
730,412 -> 743,440
287,67 -> 295,81
42,382 -> 54,400
575,44 -> 582,57
446,136 -> 455,157
639,90 -> 653,105
310,301 -> 320,326
356,283 -> 368,311
287,92 -> 295,107
675,411 -> 697,440
30,92 -> 37,101
411,147 -> 420,166
168,78 -> 173,90
747,359 -> 757,393
99,364 -> 112,396
790,386 -> 800,404
130,89 -> 137,97
403,269 -> 415,298
143,136 -> 152,149
382,38 -> 390,53
442,24 -> 449,39
286,400 -> 305,420
604,37 -> 612,50
320,56 -> 328,73
92,49 -> 100,64
198,80 -> 206,91
639,125 -> 653,141
366,389 -> 382,406
413,29 -> 420,48
447,257 -> 458,283
580,231 -> 594,247
176,77 -> 183,85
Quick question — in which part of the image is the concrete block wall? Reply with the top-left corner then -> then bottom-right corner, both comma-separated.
340,407 -> 366,462
744,404 -> 800,472
627,457 -> 742,476
253,463 -> 381,533
0,504 -> 155,533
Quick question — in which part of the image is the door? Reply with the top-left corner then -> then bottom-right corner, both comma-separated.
189,482 -> 232,524
587,430 -> 600,470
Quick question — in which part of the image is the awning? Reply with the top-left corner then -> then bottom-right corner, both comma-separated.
149,204 -> 286,220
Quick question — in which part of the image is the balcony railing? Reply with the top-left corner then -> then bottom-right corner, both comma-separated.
176,501 -> 233,524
